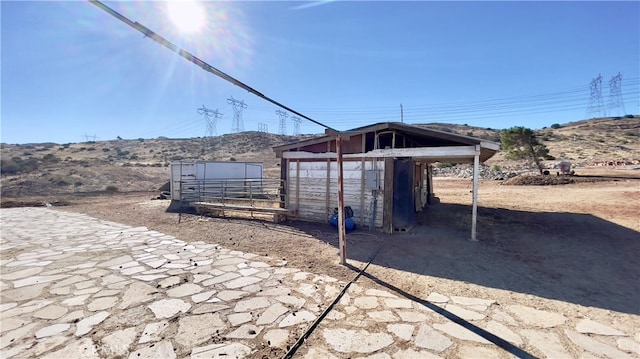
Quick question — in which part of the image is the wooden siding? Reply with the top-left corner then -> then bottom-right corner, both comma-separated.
287,159 -> 385,228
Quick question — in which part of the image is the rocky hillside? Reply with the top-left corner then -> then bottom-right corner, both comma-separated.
1,117 -> 638,197
417,116 -> 640,169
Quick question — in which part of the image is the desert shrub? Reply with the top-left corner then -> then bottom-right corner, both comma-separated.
115,148 -> 130,158
0,158 -> 21,174
74,181 -> 83,187
102,148 -> 111,152
550,123 -> 561,129
1,157 -> 38,174
491,164 -> 501,171
624,131 -> 637,137
105,185 -> 119,192
230,157 -> 237,162
87,147 -> 96,151
51,176 -> 71,186
42,153 -> 61,164
62,143 -> 71,148
129,154 -> 139,160
435,162 -> 454,168
138,138 -> 145,142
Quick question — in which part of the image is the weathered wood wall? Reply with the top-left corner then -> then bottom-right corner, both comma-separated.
287,159 -> 385,228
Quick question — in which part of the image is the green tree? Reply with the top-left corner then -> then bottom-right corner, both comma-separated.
500,126 -> 550,174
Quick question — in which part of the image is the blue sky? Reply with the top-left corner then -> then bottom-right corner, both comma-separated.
2,1 -> 639,144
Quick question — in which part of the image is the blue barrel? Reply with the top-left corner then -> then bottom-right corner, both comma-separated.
329,215 -> 356,233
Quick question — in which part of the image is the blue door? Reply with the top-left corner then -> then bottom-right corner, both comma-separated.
392,159 -> 414,229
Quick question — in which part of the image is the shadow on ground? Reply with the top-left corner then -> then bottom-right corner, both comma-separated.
288,203 -> 640,315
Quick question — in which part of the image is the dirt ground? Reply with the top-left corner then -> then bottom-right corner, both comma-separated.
5,171 -> 639,349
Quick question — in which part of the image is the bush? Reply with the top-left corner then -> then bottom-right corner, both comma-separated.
1,157 -> 38,174
51,176 -> 71,186
105,185 -> 119,193
491,164 -> 501,172
435,162 -> 454,168
550,123 -> 561,129
0,158 -> 21,175
102,148 -> 111,152
42,153 -> 61,164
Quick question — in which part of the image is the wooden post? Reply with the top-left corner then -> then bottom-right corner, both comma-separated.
383,157 -> 394,233
337,134 -> 347,265
295,160 -> 300,215
360,134 -> 366,226
325,141 -> 331,219
471,145 -> 480,241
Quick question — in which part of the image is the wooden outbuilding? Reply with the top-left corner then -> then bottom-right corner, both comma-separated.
273,122 -> 500,239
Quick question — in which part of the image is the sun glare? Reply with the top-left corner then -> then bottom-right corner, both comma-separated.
166,1 -> 205,34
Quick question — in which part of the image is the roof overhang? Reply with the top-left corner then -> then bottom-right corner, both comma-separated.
274,122 -> 500,163
282,145 -> 495,163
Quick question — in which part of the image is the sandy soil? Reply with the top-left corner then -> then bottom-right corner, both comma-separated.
13,175 -> 639,351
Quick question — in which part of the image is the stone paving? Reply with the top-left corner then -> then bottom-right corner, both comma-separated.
1,207 -> 638,358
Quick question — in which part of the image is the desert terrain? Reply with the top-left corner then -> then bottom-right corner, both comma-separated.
1,117 -> 639,357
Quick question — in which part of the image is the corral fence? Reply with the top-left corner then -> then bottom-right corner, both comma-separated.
178,178 -> 288,221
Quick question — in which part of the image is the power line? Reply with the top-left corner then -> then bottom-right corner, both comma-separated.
227,96 -> 247,133
197,105 -> 223,137
258,123 -> 268,133
291,115 -> 302,135
89,1 -> 336,133
586,74 -> 605,118
276,109 -> 288,135
607,72 -> 626,117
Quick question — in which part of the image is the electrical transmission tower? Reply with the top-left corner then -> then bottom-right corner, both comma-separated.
607,72 -> 626,117
585,74 -> 605,119
84,133 -> 98,143
227,97 -> 247,133
197,105 -> 223,137
258,123 -> 268,133
276,109 -> 288,135
291,115 -> 302,136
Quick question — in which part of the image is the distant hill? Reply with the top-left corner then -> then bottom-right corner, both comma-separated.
1,117 -> 638,197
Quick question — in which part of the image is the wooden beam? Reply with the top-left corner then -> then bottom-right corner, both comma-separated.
383,157 -> 394,234
360,134 -> 366,226
337,135 -> 347,265
471,145 -> 480,241
325,141 -> 331,219
281,146 -> 478,159
295,160 -> 300,215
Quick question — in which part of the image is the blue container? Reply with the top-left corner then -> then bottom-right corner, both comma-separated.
329,215 -> 356,233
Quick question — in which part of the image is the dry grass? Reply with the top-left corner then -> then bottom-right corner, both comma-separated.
1,117 -> 638,197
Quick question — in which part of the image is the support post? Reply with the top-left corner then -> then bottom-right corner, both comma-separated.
337,135 -> 347,265
471,145 -> 480,241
